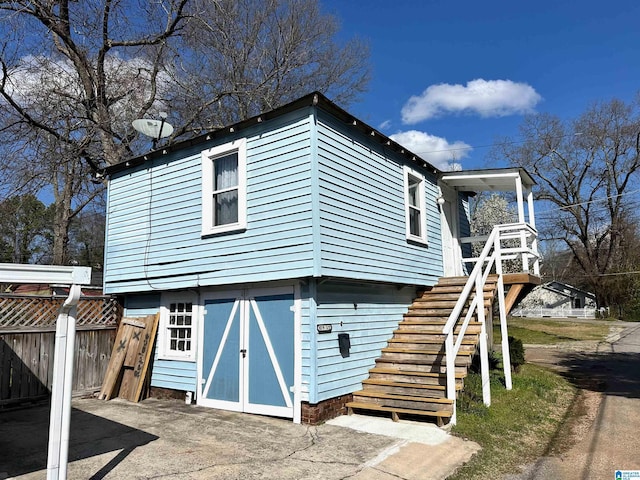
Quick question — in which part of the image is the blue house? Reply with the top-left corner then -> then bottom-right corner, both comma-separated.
104,92 -> 540,424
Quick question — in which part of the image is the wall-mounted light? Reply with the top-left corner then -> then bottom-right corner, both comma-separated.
436,195 -> 446,205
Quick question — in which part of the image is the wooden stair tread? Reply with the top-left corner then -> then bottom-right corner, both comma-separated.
382,347 -> 473,355
388,337 -> 477,345
353,390 -> 454,404
347,402 -> 453,418
362,379 -> 462,391
369,367 -> 466,379
375,357 -> 468,366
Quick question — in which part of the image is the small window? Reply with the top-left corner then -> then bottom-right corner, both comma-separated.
159,295 -> 197,361
202,139 -> 247,235
403,166 -> 427,244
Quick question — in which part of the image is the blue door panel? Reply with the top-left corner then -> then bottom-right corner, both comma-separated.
248,294 -> 294,408
203,298 -> 240,402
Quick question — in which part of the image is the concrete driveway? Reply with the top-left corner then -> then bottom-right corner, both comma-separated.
0,397 -> 478,480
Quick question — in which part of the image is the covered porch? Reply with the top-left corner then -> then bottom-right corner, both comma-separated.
438,167 -> 541,424
439,167 -> 541,310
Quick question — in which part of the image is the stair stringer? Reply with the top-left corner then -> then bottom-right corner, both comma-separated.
346,276 -> 499,425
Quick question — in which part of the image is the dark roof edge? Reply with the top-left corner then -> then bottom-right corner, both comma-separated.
105,92 -> 440,176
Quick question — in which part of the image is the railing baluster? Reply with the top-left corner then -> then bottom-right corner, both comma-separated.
442,222 -> 538,424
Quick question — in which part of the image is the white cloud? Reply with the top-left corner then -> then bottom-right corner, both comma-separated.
389,130 -> 470,171
4,54 -> 174,123
401,79 -> 542,124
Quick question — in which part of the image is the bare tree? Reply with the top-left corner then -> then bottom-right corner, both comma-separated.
0,0 -> 369,264
497,97 -> 640,307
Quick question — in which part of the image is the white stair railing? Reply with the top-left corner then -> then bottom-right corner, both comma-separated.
442,223 -> 538,425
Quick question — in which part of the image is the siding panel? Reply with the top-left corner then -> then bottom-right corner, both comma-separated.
312,282 -> 414,402
105,112 -> 315,294
315,111 -> 443,286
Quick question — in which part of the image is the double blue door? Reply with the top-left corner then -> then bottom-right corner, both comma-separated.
199,288 -> 295,418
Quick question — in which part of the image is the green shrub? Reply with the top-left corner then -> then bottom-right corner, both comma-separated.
508,335 -> 525,372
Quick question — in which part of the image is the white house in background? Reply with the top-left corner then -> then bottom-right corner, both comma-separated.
512,281 -> 597,318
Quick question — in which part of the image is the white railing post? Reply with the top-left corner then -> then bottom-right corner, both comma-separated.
494,231 -> 512,390
445,333 -> 457,425
476,275 -> 491,406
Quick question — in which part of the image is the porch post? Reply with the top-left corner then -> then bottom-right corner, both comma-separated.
515,176 -> 528,272
526,188 -> 540,275
494,235 -> 512,390
476,276 -> 491,406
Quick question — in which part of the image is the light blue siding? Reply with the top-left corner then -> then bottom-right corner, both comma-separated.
105,105 -> 446,295
123,293 -> 197,393
105,111 -> 316,294
315,111 -> 443,286
311,281 -> 414,403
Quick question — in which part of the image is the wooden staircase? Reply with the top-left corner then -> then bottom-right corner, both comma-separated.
346,275 -> 499,425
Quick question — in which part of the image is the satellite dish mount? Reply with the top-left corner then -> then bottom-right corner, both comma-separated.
132,112 -> 174,149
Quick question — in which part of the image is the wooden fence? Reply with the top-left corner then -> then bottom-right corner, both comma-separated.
0,294 -> 121,406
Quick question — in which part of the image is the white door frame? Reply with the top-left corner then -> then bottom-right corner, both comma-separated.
439,184 -> 463,277
196,284 -> 302,423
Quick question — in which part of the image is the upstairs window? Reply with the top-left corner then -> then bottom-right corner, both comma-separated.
404,166 -> 428,244
202,139 -> 247,235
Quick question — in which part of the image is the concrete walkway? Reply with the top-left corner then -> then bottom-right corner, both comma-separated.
0,398 -> 479,480
505,322 -> 640,479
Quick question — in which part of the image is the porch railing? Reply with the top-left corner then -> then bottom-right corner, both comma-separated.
442,222 -> 539,425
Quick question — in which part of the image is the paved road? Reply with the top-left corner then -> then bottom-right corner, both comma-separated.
506,322 -> 640,479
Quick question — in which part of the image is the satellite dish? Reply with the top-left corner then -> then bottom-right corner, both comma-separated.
132,118 -> 174,140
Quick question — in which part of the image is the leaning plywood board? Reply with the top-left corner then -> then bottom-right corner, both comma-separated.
98,314 -> 159,402
119,314 -> 159,402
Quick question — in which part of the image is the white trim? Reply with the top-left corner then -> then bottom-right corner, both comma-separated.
158,292 -> 198,361
403,166 -> 428,245
439,184 -> 463,276
201,138 -> 247,236
293,282 -> 302,424
0,264 -> 91,284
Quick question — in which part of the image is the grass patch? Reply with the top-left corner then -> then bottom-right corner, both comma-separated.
494,318 -> 610,345
449,364 -> 575,479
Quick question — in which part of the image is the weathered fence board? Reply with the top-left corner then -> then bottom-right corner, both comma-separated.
0,294 -> 121,405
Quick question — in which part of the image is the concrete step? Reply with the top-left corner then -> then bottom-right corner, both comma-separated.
345,402 -> 453,423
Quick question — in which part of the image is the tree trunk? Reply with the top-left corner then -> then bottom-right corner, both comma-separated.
52,209 -> 71,265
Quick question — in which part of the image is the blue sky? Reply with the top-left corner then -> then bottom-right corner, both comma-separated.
322,0 -> 640,171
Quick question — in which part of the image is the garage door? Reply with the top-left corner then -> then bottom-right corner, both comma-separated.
198,288 -> 295,418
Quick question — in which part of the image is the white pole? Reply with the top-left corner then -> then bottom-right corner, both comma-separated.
477,276 -> 491,406
495,233 -> 512,390
47,284 -> 82,480
515,177 -> 528,272
526,188 -> 540,275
